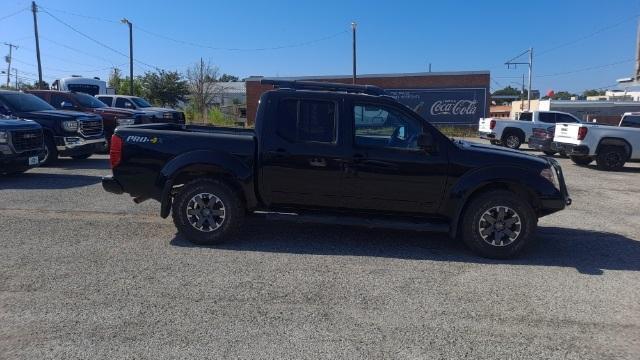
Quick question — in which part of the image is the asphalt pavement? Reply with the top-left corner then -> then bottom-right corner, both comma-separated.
1,144 -> 639,359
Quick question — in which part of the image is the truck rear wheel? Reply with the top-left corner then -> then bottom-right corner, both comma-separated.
171,179 -> 244,245
596,146 -> 626,171
461,190 -> 537,259
570,155 -> 593,166
502,132 -> 523,149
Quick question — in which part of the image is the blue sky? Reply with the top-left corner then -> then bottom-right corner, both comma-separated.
1,0 -> 638,93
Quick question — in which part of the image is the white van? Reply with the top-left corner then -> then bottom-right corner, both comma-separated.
51,76 -> 115,96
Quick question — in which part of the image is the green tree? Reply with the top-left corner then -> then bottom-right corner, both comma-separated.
117,77 -> 144,96
551,91 -> 576,100
140,70 -> 189,107
582,89 -> 606,97
492,85 -> 521,97
108,68 -> 123,93
218,73 -> 239,82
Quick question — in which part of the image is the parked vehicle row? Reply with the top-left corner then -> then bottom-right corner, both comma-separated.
103,80 -> 571,259
553,112 -> 640,171
0,89 -> 186,174
478,111 -> 581,149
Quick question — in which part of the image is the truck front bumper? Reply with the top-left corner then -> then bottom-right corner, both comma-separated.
552,142 -> 590,156
102,175 -> 124,194
0,148 -> 45,174
55,136 -> 107,157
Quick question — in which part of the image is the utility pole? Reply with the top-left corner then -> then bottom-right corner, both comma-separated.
505,48 -> 533,111
121,18 -> 133,95
351,22 -> 357,84
31,1 -> 43,88
14,68 -> 18,89
635,18 -> 640,81
4,43 -> 17,88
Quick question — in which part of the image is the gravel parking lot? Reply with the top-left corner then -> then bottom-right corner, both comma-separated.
1,143 -> 639,359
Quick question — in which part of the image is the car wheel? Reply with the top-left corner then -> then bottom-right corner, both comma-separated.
502,133 -> 522,149
570,155 -> 593,166
543,151 -> 556,156
41,135 -> 58,166
71,154 -> 92,160
172,179 -> 244,245
461,190 -> 537,259
596,145 -> 627,171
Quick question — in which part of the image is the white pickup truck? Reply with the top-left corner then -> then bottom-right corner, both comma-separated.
553,112 -> 640,171
478,111 -> 581,149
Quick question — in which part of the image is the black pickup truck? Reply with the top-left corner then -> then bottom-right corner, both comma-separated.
0,90 -> 106,164
0,116 -> 45,174
102,81 -> 571,258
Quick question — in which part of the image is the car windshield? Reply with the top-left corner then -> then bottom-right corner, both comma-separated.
1,93 -> 55,112
130,97 -> 152,108
75,93 -> 107,108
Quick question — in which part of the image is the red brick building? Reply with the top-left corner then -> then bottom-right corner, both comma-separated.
245,71 -> 490,126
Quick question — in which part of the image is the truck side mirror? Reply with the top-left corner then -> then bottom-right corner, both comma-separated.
60,101 -> 75,109
417,132 -> 436,153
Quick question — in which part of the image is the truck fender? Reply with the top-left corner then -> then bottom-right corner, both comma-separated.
444,166 -> 548,238
596,137 -> 632,158
157,150 -> 255,218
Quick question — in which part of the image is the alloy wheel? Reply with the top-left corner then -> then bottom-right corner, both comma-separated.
186,193 -> 226,232
478,206 -> 522,247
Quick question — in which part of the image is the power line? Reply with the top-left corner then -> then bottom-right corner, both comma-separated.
0,7 -> 28,22
40,36 -> 118,66
40,4 -> 350,52
536,58 -> 634,77
537,14 -> 640,57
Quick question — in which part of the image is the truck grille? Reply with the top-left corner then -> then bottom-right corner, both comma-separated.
79,119 -> 103,137
11,129 -> 43,152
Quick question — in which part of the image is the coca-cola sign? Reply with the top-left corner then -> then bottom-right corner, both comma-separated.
386,88 -> 487,125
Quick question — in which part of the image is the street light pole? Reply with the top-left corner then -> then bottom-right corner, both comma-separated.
121,18 -> 133,95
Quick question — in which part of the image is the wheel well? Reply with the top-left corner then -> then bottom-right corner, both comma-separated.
596,137 -> 632,158
502,127 -> 525,141
452,181 -> 539,238
171,169 -> 247,206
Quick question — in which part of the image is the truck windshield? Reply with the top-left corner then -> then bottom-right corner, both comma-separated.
75,93 -> 107,108
1,93 -> 55,112
131,97 -> 152,108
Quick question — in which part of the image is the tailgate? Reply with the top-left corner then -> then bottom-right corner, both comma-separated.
553,123 -> 583,145
478,118 -> 493,132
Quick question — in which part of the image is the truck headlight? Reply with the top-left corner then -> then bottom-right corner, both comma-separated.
163,112 -> 173,119
540,167 -> 560,190
116,118 -> 135,126
62,120 -> 79,132
0,131 -> 7,144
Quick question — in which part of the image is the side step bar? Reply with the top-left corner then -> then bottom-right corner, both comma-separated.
262,212 -> 449,233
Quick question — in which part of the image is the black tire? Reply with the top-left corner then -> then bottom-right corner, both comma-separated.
543,151 -> 556,156
41,135 -> 58,166
501,132 -> 523,149
596,145 -> 627,171
71,154 -> 92,160
171,178 -> 244,245
461,190 -> 537,259
570,155 -> 593,166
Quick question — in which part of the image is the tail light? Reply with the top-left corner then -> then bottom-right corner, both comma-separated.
110,134 -> 122,168
489,119 -> 496,130
577,126 -> 588,140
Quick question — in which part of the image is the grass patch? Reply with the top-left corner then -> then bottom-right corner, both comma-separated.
436,125 -> 477,138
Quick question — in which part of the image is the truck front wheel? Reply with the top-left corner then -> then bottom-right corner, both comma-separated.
502,133 -> 522,149
570,155 -> 593,166
461,190 -> 537,259
596,146 -> 627,171
172,179 -> 244,245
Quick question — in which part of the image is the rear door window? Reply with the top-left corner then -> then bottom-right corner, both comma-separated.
115,98 -> 135,109
620,115 -> 640,128
538,113 -> 557,123
518,112 -> 532,121
276,99 -> 336,143
556,113 -> 580,123
98,96 -> 113,106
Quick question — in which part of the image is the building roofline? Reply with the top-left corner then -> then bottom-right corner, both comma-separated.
246,70 -> 490,82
